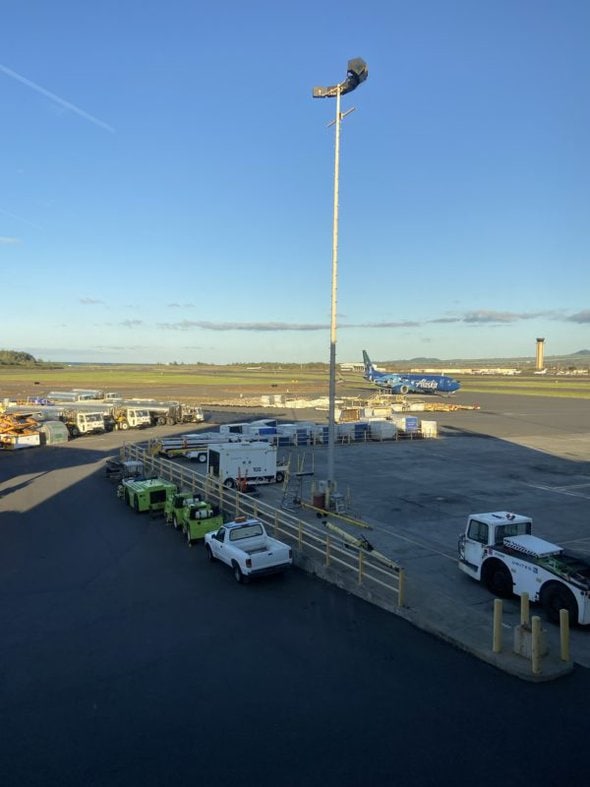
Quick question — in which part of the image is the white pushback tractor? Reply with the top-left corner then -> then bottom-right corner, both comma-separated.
458,511 -> 590,625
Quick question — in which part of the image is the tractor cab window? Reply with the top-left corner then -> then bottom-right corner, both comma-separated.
467,519 -> 489,544
495,520 -> 532,545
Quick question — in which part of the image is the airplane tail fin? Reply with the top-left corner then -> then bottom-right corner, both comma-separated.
362,350 -> 374,378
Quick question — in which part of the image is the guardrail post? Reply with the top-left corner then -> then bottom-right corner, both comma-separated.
560,609 -> 570,662
397,568 -> 405,608
325,535 -> 331,567
358,549 -> 364,584
531,615 -> 542,675
297,521 -> 302,550
492,599 -> 503,653
520,592 -> 530,627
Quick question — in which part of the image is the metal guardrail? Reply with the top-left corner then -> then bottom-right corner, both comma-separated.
123,444 -> 405,611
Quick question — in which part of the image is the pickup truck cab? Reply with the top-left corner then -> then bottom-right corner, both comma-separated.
204,517 -> 293,583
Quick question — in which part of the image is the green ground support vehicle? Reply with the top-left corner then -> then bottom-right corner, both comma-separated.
119,478 -> 177,514
164,490 -> 224,546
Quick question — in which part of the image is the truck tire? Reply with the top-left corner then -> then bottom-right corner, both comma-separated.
483,559 -> 513,598
197,452 -> 207,464
186,529 -> 193,548
120,421 -> 129,431
223,478 -> 236,489
275,471 -> 285,483
206,545 -> 215,562
173,515 -> 179,530
157,416 -> 166,426
541,582 -> 578,625
70,426 -> 80,438
232,561 -> 246,584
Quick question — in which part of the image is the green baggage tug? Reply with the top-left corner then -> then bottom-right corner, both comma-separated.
164,490 -> 224,546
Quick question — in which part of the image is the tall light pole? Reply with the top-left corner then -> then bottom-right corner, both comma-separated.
313,58 -> 368,508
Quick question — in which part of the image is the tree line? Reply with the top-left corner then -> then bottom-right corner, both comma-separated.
0,350 -> 39,366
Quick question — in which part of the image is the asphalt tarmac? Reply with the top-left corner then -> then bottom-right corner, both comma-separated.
1,391 -> 590,785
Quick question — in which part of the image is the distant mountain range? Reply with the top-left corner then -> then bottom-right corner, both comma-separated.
386,350 -> 590,366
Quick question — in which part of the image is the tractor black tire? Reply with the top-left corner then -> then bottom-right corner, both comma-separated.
484,561 -> 513,598
541,583 -> 578,625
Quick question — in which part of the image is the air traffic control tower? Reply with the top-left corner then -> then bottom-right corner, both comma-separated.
536,337 -> 545,370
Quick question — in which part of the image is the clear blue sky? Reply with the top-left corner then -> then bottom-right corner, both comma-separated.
1,0 -> 589,364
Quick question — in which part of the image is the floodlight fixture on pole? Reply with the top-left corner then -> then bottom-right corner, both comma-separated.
312,58 -> 368,508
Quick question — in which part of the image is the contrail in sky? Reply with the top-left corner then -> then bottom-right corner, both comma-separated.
0,63 -> 115,133
0,206 -> 43,230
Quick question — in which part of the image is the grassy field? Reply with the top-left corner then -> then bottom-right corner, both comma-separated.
2,365 -> 590,402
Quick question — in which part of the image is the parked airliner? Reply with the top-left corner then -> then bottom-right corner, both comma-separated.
362,351 -> 461,395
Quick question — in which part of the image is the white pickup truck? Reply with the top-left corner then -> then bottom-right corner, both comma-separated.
204,517 -> 293,583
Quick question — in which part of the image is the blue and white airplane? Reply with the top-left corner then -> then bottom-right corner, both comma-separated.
362,350 -> 461,395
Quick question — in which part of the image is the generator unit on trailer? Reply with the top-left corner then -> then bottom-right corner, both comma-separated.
207,441 -> 287,489
458,511 -> 590,625
119,478 -> 177,513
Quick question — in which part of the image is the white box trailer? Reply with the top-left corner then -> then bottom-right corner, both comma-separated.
207,442 -> 287,488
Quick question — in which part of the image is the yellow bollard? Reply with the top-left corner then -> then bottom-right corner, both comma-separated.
560,608 -> 570,662
531,615 -> 542,675
492,599 -> 503,653
397,568 -> 406,608
520,592 -> 530,627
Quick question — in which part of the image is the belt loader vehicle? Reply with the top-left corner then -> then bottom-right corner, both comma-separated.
164,490 -> 223,546
458,511 -> 590,625
207,442 -> 287,489
155,432 -> 240,462
204,517 -> 293,583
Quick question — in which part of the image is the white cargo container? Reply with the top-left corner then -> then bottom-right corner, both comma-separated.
368,419 -> 397,440
420,420 -> 438,438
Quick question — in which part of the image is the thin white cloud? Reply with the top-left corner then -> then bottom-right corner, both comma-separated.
157,320 -> 327,332
567,310 -> 590,324
0,236 -> 20,244
79,297 -> 104,305
0,63 -> 115,133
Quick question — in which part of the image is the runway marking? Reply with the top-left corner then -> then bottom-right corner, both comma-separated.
524,482 -> 590,500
